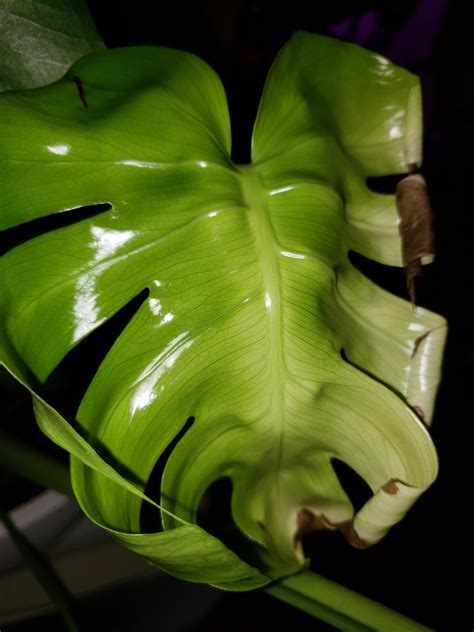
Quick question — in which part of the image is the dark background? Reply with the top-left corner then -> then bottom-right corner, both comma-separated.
4,1 -> 472,630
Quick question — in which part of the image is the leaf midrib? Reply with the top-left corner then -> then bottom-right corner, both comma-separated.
238,164 -> 286,471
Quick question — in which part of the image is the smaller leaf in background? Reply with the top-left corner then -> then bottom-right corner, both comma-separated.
0,0 -> 104,92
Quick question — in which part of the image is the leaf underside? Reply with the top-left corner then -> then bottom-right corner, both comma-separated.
0,33 -> 446,589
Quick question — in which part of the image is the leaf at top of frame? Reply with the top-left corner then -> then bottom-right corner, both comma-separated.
0,0 -> 104,93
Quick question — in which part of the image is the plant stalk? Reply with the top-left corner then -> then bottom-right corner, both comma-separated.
266,569 -> 433,632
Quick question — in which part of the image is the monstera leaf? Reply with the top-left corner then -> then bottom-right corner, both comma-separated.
0,33 -> 446,589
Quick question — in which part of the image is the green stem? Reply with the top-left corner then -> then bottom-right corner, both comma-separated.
0,429 -> 72,497
0,505 -> 80,631
265,570 -> 433,632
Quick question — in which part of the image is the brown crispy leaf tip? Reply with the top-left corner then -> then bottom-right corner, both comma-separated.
396,172 -> 435,305
294,509 -> 372,551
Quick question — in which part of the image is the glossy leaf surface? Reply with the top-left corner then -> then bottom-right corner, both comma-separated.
0,34 -> 446,588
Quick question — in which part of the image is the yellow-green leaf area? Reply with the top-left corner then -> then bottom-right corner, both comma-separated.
0,34 -> 446,588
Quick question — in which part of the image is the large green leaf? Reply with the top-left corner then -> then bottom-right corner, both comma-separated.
0,33 -> 446,588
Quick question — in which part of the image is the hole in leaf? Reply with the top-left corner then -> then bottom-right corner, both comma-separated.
41,288 -> 149,420
0,203 -> 111,256
79,433 -> 146,488
340,348 -> 404,401
197,477 -> 263,568
348,250 -> 407,299
366,173 -> 414,194
331,458 -> 372,513
140,416 -> 195,533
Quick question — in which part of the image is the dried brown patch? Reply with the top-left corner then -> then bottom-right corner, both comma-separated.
396,174 -> 434,305
337,521 -> 371,549
412,331 -> 430,358
293,511 -> 373,551
293,508 -> 334,549
382,480 -> 399,495
412,405 -> 425,421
